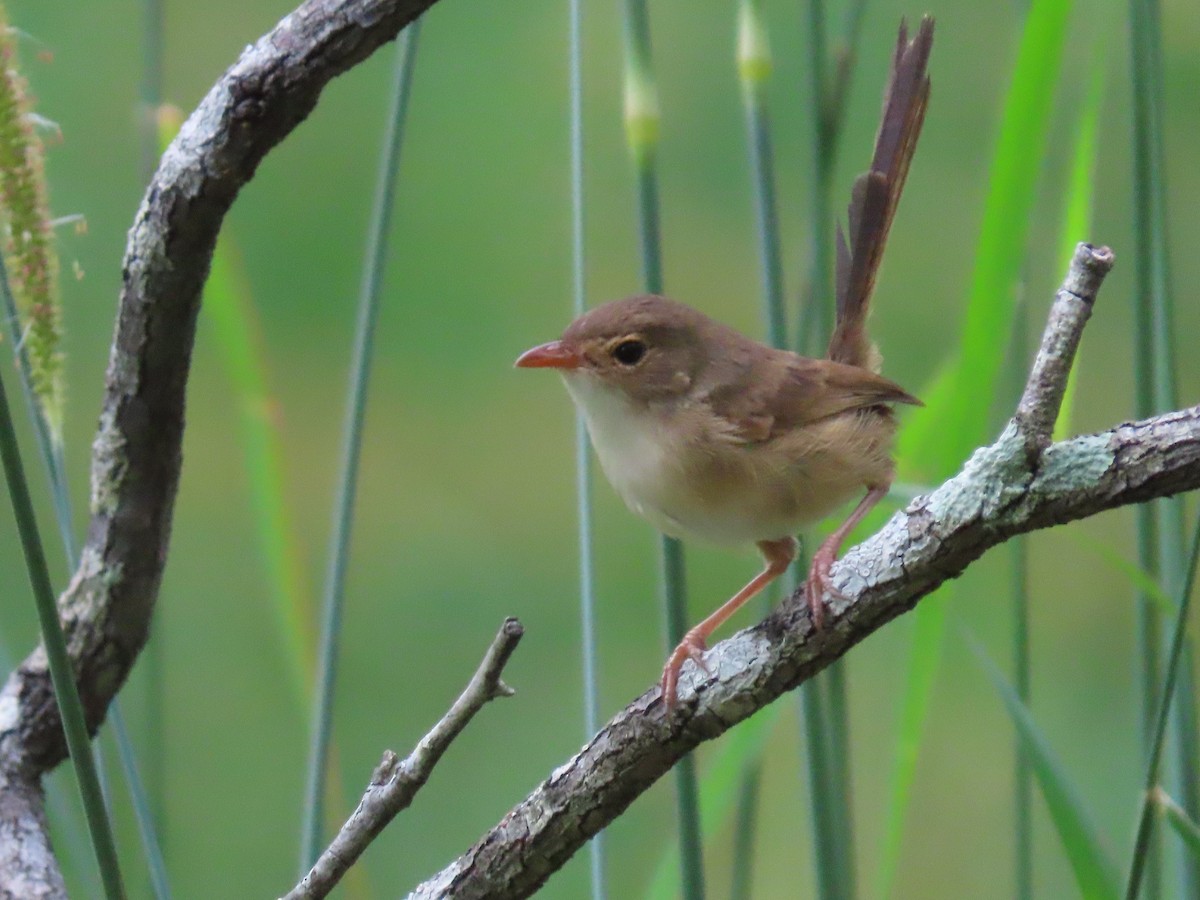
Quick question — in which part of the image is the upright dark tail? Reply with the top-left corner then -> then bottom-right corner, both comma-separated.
827,16 -> 933,370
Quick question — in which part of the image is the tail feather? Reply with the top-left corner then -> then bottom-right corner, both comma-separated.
828,16 -> 934,370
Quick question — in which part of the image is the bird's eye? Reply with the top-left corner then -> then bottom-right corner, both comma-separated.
611,339 -> 647,366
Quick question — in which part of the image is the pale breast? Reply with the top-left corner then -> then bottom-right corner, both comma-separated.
561,371 -> 690,536
562,371 -> 893,547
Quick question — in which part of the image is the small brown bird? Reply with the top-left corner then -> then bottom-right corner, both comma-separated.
517,17 -> 932,708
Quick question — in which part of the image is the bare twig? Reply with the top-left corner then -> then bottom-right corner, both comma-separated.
285,618 -> 524,900
1015,242 -> 1113,455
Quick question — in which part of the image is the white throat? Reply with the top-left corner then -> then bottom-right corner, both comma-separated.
559,371 -> 678,530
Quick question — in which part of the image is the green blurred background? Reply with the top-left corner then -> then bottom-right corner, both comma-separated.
2,0 -> 1199,896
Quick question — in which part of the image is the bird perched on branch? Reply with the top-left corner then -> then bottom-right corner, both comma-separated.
517,16 -> 933,709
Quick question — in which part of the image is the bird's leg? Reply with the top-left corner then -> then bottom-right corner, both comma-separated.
806,482 -> 890,626
661,536 -> 797,709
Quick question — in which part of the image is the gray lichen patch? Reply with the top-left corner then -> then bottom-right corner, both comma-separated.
89,406 -> 128,516
1031,432 -> 1115,495
921,423 -> 1031,529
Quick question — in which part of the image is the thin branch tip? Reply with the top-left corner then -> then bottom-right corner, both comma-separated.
1015,241 -> 1114,452
501,616 -> 524,638
480,617 -> 524,685
1065,242 -> 1115,301
371,751 -> 399,785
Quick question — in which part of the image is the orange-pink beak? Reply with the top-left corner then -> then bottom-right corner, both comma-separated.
514,340 -> 582,370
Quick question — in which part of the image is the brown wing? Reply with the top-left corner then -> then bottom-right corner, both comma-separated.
715,354 -> 920,444
828,16 -> 934,369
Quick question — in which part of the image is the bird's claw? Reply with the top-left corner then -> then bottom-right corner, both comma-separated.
806,551 -> 850,628
661,633 -> 711,711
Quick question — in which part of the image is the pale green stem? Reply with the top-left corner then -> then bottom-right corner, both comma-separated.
299,23 -> 421,871
620,0 -> 704,894
568,0 -> 606,894
0,281 -> 125,898
1125,511 -> 1200,899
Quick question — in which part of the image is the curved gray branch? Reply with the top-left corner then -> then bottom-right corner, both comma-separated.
0,0 -> 440,894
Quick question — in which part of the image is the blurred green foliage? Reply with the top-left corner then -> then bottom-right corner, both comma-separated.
1,0 -> 1198,896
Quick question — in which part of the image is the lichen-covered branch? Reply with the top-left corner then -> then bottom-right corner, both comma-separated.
0,0 -> 442,894
403,247 -> 1198,898
406,404 -> 1200,898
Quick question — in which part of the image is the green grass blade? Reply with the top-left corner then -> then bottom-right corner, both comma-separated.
728,752 -> 763,900
1005,293 -> 1034,900
799,0 -> 832,360
974,640 -> 1121,900
138,0 -> 166,865
0,620 -> 95,893
796,3 -> 872,895
567,0 -> 605,895
619,0 -> 703,894
645,706 -> 782,900
882,4 -> 1073,890
1158,791 -> 1200,860
897,0 -> 1074,479
1132,0 -> 1199,892
1011,529 -> 1033,900
1071,536 -> 1175,619
156,109 -> 314,708
108,705 -> 171,899
1124,511 -> 1200,900
0,286 -> 125,898
1129,0 -> 1193,889
876,593 -> 945,897
299,23 -> 421,872
1052,49 -> 1103,442
3,206 -> 169,897
801,671 -> 844,900
732,5 -> 788,895
738,0 -> 786,350
204,240 -> 315,703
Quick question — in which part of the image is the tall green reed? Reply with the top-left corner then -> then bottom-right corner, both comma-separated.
135,0 -> 168,884
0,257 -> 124,898
975,634 -> 1121,900
1128,0 -> 1197,894
730,2 -> 783,895
0,6 -> 169,894
568,0 -> 605,895
615,2 -> 707,895
880,2 -> 1072,893
797,3 -> 869,897
299,23 -> 422,871
1004,298 -> 1034,900
619,2 -> 704,897
1126,511 -> 1200,899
